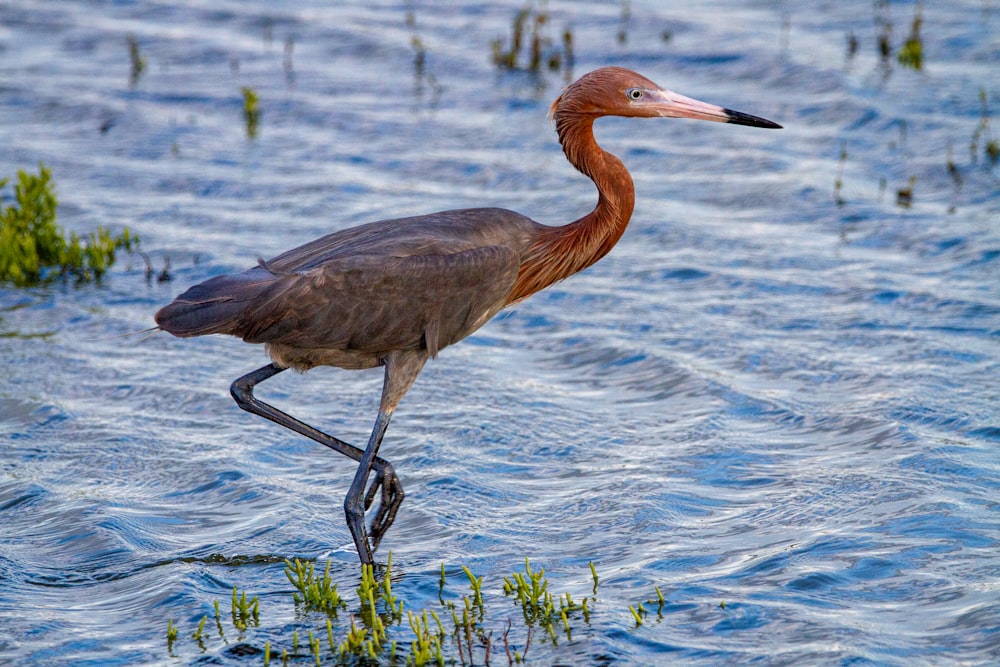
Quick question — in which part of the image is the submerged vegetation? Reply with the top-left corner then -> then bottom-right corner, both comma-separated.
896,7 -> 923,70
971,89 -> 999,164
833,5 -> 998,212
896,175 -> 916,207
491,3 -> 574,78
861,2 -> 925,73
242,87 -> 261,138
405,11 -> 443,101
127,33 -> 146,85
834,142 -> 848,206
163,556 -> 687,665
0,164 -> 137,286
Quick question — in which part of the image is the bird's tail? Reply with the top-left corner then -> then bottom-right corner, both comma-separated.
154,266 -> 277,338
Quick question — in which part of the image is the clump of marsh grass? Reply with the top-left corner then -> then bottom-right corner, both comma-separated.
0,163 -> 138,286
286,558 -> 346,616
162,555 -> 698,665
491,3 -> 573,78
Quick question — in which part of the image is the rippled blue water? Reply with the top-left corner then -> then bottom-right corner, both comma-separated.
2,1 -> 998,664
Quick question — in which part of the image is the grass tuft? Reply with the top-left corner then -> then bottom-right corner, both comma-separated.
163,555 -> 707,664
491,3 -> 573,77
0,163 -> 137,286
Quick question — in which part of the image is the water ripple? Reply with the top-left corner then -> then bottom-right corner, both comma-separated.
2,0 -> 999,664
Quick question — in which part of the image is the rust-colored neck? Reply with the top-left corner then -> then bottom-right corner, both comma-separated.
507,111 -> 636,304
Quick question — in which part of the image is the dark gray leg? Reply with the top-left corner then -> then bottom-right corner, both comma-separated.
230,362 -> 404,557
344,350 -> 428,564
345,411 -> 393,564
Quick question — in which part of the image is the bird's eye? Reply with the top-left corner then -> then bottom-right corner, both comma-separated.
627,88 -> 644,100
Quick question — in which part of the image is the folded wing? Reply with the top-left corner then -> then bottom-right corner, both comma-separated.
155,245 -> 520,359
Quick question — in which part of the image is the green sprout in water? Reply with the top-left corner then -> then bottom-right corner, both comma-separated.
834,141 -> 848,206
462,565 -> 485,611
212,599 -> 224,639
127,33 -> 146,85
230,585 -> 260,632
971,89 -> 998,164
628,604 -> 644,627
165,618 -> 178,651
896,7 -> 923,70
987,140 -> 1000,163
617,0 -> 631,45
896,175 -> 916,207
502,557 -> 591,646
627,584 -> 668,628
946,141 -> 961,186
285,558 -> 346,615
0,163 -> 137,286
648,586 -> 666,619
407,609 -> 445,666
874,1 -> 892,64
242,86 -> 260,138
192,614 -> 207,644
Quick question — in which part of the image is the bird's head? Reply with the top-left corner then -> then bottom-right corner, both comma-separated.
551,66 -> 781,129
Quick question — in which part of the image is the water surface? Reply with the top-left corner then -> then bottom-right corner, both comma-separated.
1,1 -> 998,664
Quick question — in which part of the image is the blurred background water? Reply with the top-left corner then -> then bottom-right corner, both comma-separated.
1,0 -> 998,664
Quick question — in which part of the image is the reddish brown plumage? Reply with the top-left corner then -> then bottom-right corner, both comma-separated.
507,108 -> 635,303
157,66 -> 779,361
509,68 -> 690,302
154,67 -> 780,564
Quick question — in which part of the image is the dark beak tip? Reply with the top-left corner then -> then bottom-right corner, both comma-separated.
724,108 -> 782,129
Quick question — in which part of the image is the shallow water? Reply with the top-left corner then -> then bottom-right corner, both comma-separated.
2,0 -> 999,664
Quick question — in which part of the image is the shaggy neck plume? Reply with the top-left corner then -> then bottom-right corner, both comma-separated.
506,106 -> 636,304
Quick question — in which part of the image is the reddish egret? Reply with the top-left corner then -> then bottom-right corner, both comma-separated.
155,67 -> 780,564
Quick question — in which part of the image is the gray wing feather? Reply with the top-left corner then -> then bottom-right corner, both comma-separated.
244,246 -> 519,355
160,245 -> 520,357
154,267 -> 275,337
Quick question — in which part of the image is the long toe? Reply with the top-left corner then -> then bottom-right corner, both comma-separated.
364,467 -> 387,511
369,475 -> 405,551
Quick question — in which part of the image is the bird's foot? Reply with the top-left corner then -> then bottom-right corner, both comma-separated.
364,462 -> 405,552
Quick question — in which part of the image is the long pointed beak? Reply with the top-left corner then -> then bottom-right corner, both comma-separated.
644,89 -> 781,129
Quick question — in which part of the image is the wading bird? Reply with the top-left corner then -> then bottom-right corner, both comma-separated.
155,67 -> 780,564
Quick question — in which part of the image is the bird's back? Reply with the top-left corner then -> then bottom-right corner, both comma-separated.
263,207 -> 538,272
155,207 -> 541,369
